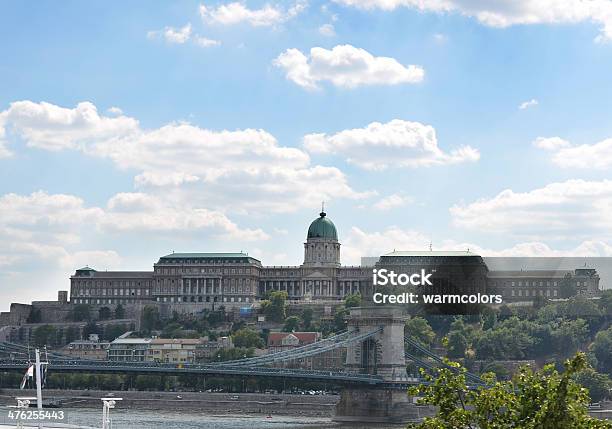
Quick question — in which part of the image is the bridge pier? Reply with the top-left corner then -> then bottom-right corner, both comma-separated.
334,306 -> 420,423
334,387 -> 419,423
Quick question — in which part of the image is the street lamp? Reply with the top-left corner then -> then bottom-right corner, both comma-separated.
101,397 -> 122,429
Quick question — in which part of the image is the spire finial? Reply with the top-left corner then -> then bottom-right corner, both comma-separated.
320,201 -> 326,217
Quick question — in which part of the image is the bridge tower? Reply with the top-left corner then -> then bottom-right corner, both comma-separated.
334,306 -> 420,423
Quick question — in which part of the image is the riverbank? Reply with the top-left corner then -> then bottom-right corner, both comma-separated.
0,389 -> 338,417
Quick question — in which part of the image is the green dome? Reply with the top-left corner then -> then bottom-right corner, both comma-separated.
307,211 -> 338,240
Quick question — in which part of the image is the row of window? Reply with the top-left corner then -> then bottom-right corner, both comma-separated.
155,296 -> 252,303
73,288 -> 149,297
155,267 -> 257,275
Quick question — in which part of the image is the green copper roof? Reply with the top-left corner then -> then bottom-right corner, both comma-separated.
307,211 -> 338,240
160,252 -> 250,259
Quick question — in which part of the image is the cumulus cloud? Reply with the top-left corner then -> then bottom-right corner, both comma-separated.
333,0 -> 612,42
148,23 -> 193,44
199,1 -> 307,26
0,100 -> 370,213
147,23 -> 220,47
342,225 -> 612,265
519,98 -> 538,110
534,136 -> 612,169
107,106 -> 123,115
273,44 -> 424,89
303,119 -> 479,170
533,136 -> 571,150
372,194 -> 412,210
0,189 -> 267,285
450,179 -> 612,239
194,36 -> 221,47
319,23 -> 336,36
0,101 -> 139,151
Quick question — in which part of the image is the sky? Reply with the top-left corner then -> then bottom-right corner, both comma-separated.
2,0 -> 612,310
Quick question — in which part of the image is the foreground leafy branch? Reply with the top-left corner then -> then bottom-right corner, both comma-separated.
408,352 -> 612,429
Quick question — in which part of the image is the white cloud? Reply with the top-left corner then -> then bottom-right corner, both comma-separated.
372,194 -> 412,210
148,23 -> 193,44
519,98 -> 538,109
319,23 -> 336,36
533,136 -> 571,150
107,106 -> 123,115
0,101 -> 370,213
450,179 -> 612,239
194,36 -> 221,47
342,225 -> 612,264
147,23 -> 219,47
199,1 -> 307,27
534,136 -> 612,169
303,119 -> 479,170
273,44 -> 424,90
0,100 -> 139,151
433,33 -> 447,43
333,0 -> 612,42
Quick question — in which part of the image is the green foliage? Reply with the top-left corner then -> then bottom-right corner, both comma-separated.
33,324 -> 58,347
283,315 -> 301,332
64,325 -> 79,343
405,317 -> 435,350
260,291 -> 288,322
69,304 -> 91,322
98,306 -> 112,320
82,321 -> 100,338
409,353 -> 612,429
301,308 -> 314,330
344,293 -> 362,308
213,347 -> 255,362
103,324 -> 127,341
574,368 -> 611,403
598,290 -> 612,316
232,327 -> 264,349
140,305 -> 161,334
114,303 -> 126,319
446,318 -> 474,358
592,326 -> 612,374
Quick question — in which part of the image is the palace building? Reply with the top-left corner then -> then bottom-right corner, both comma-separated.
68,210 -> 602,310
70,209 -> 371,308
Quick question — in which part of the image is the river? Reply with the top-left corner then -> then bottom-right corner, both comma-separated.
0,408 -> 405,429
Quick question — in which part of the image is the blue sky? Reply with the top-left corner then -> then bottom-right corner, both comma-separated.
2,0 -> 612,309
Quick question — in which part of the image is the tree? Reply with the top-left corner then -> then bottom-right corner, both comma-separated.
103,324 -> 127,341
214,347 -> 255,362
599,290 -> 612,316
301,308 -> 314,331
344,293 -> 361,308
559,273 -> 577,299
551,318 -> 589,358
592,326 -> 612,374
65,326 -> 79,343
33,325 -> 57,347
260,291 -> 288,322
405,317 -> 435,348
283,316 -> 301,332
575,368 -> 611,403
140,305 -> 161,334
82,321 -> 100,338
98,306 -> 112,320
69,304 -> 91,322
408,353 -> 612,429
232,328 -> 264,349
114,303 -> 125,319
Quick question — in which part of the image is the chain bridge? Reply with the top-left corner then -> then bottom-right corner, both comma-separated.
0,306 -> 483,423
